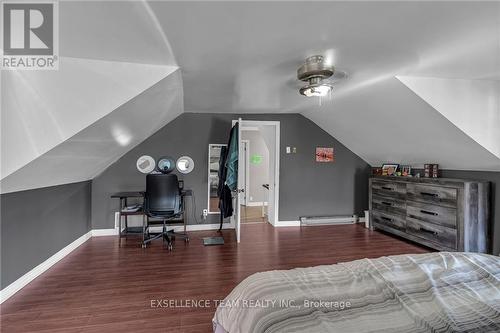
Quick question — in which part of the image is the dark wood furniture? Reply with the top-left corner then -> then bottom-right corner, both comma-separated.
110,191 -> 145,237
369,176 -> 490,252
111,190 -> 193,238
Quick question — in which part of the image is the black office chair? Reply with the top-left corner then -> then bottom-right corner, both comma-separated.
142,173 -> 189,251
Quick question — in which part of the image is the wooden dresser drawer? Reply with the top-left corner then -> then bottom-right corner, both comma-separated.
371,181 -> 406,198
406,201 -> 457,229
407,183 -> 457,207
406,217 -> 457,250
371,210 -> 406,232
372,195 -> 406,216
369,176 -> 489,253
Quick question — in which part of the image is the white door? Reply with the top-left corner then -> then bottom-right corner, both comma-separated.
239,140 -> 249,206
234,118 -> 244,243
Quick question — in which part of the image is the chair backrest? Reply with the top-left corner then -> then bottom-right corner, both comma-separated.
144,174 -> 182,217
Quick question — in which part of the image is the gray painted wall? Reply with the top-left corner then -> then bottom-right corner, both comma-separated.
439,170 -> 500,255
241,130 -> 269,204
1,181 -> 91,289
91,113 -> 371,229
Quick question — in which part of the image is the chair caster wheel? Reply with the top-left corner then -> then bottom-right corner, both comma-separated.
142,244 -> 147,249
168,244 -> 173,251
185,237 -> 189,243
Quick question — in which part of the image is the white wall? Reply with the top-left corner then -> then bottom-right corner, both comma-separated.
241,130 -> 269,203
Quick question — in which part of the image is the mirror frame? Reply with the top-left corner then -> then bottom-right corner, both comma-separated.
136,155 -> 156,174
207,144 -> 227,214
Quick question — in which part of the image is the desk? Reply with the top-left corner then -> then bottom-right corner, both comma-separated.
111,190 -> 193,237
110,192 -> 145,237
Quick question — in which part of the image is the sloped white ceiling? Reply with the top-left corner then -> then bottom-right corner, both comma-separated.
150,0 -> 499,170
303,77 -> 500,171
1,58 -> 177,179
0,1 -> 182,193
1,0 -> 499,194
150,1 -> 499,112
397,76 -> 500,159
59,1 -> 176,66
1,71 -> 183,193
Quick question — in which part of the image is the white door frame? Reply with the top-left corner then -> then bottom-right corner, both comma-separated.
240,139 -> 250,206
233,119 -> 280,227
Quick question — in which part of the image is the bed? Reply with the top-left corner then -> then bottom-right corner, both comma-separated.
213,252 -> 500,332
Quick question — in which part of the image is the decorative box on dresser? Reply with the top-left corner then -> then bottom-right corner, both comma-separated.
369,176 -> 490,253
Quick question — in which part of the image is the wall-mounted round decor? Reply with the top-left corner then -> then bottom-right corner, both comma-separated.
176,156 -> 195,174
157,156 -> 176,174
136,155 -> 156,174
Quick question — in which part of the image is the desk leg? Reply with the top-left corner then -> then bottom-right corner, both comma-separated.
184,196 -> 187,234
124,198 -> 128,234
142,213 -> 146,247
119,198 -> 123,238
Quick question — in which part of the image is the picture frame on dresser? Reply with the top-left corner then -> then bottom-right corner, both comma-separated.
369,176 -> 490,253
381,164 -> 399,176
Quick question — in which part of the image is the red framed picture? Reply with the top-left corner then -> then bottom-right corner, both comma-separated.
315,147 -> 334,162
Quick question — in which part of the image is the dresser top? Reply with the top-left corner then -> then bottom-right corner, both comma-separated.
370,175 -> 489,186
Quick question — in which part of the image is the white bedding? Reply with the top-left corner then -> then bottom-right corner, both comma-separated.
213,252 -> 500,333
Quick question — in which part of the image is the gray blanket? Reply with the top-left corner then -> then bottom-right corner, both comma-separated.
213,252 -> 500,332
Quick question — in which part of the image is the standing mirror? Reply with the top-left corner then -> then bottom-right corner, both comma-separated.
208,144 -> 227,214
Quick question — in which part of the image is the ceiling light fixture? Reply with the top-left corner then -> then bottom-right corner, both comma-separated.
299,80 -> 333,97
297,55 -> 335,97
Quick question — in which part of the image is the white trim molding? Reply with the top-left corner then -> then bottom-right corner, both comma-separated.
92,228 -> 119,236
0,231 -> 92,304
275,220 -> 301,227
246,201 -> 268,207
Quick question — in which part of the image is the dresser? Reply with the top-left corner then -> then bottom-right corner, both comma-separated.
369,176 -> 490,253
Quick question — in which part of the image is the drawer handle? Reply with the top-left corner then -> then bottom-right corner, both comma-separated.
419,227 -> 438,235
381,216 -> 393,222
381,201 -> 393,206
420,191 -> 438,198
420,209 -> 438,216
382,186 -> 394,191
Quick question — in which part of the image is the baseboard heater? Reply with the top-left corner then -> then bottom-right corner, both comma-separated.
300,215 -> 358,226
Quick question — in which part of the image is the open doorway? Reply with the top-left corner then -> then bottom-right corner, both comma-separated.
231,118 -> 280,243
239,134 -> 269,224
231,119 -> 280,242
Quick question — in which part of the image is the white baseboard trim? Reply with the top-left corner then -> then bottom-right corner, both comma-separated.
275,218 -> 365,228
246,201 -> 268,207
274,220 -> 301,227
0,221 -> 236,304
0,231 -> 92,304
92,228 -> 119,236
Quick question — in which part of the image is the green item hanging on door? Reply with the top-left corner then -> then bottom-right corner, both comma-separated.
251,155 -> 263,165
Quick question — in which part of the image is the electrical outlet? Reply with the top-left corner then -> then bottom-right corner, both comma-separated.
292,147 -> 297,153
202,209 -> 208,219
286,146 -> 291,154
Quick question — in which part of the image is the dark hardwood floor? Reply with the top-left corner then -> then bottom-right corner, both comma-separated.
1,223 -> 429,333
